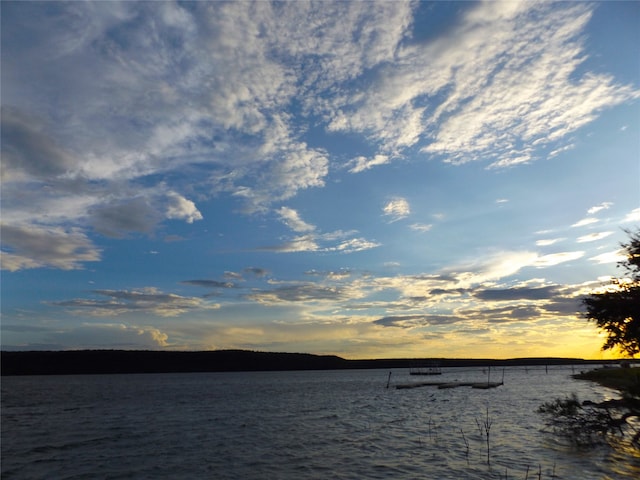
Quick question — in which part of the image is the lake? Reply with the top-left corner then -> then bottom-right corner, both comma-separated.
2,366 -> 639,479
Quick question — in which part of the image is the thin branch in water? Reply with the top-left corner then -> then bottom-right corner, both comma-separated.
459,428 -> 469,457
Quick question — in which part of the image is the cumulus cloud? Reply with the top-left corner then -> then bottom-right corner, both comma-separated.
2,323 -> 172,350
46,323 -> 170,349
166,192 -> 203,224
383,198 -> 410,222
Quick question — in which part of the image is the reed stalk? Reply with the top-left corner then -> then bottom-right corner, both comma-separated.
483,406 -> 493,466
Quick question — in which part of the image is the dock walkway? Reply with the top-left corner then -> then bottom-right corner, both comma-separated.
396,381 -> 503,390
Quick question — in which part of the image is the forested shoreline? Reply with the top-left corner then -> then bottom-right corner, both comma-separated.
0,350 -> 614,376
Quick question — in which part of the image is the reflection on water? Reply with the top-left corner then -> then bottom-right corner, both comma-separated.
2,366 -> 639,479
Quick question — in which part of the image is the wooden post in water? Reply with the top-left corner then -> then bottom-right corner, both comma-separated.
386,371 -> 392,389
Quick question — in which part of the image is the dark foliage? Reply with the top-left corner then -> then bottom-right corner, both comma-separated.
583,229 -> 640,356
539,391 -> 640,447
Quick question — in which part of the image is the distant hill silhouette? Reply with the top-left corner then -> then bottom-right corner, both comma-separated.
0,350 -> 613,376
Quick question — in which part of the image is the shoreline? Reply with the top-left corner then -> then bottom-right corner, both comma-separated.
1,349 -> 627,376
573,366 -> 640,393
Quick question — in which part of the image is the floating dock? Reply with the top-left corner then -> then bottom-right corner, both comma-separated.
396,381 -> 504,390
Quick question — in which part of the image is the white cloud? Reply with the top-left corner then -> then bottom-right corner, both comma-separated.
587,202 -> 613,214
2,1 -> 638,272
533,251 -> 585,267
548,143 -> 575,158
276,207 -> 315,233
265,235 -> 320,253
329,238 -> 382,253
322,2 -> 638,164
590,249 -> 626,265
46,323 -> 170,349
439,249 -> 586,287
571,217 -> 599,228
263,229 -> 380,254
441,251 -> 539,289
166,192 -> 203,224
623,208 -> 640,223
346,155 -> 390,173
410,223 -> 433,233
576,231 -> 613,243
536,238 -> 564,247
383,198 -> 411,222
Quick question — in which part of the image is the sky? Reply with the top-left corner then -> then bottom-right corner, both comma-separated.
1,1 -> 639,359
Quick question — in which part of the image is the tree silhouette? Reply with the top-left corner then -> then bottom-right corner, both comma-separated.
539,231 -> 640,449
583,229 -> 640,357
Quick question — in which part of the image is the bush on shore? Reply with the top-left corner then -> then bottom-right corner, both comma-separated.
539,367 -> 640,447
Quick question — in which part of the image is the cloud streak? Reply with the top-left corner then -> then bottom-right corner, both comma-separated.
53,288 -> 219,317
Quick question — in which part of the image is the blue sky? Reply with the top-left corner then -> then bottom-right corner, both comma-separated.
1,1 -> 638,359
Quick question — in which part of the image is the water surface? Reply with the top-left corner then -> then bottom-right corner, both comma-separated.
2,366 -> 639,479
